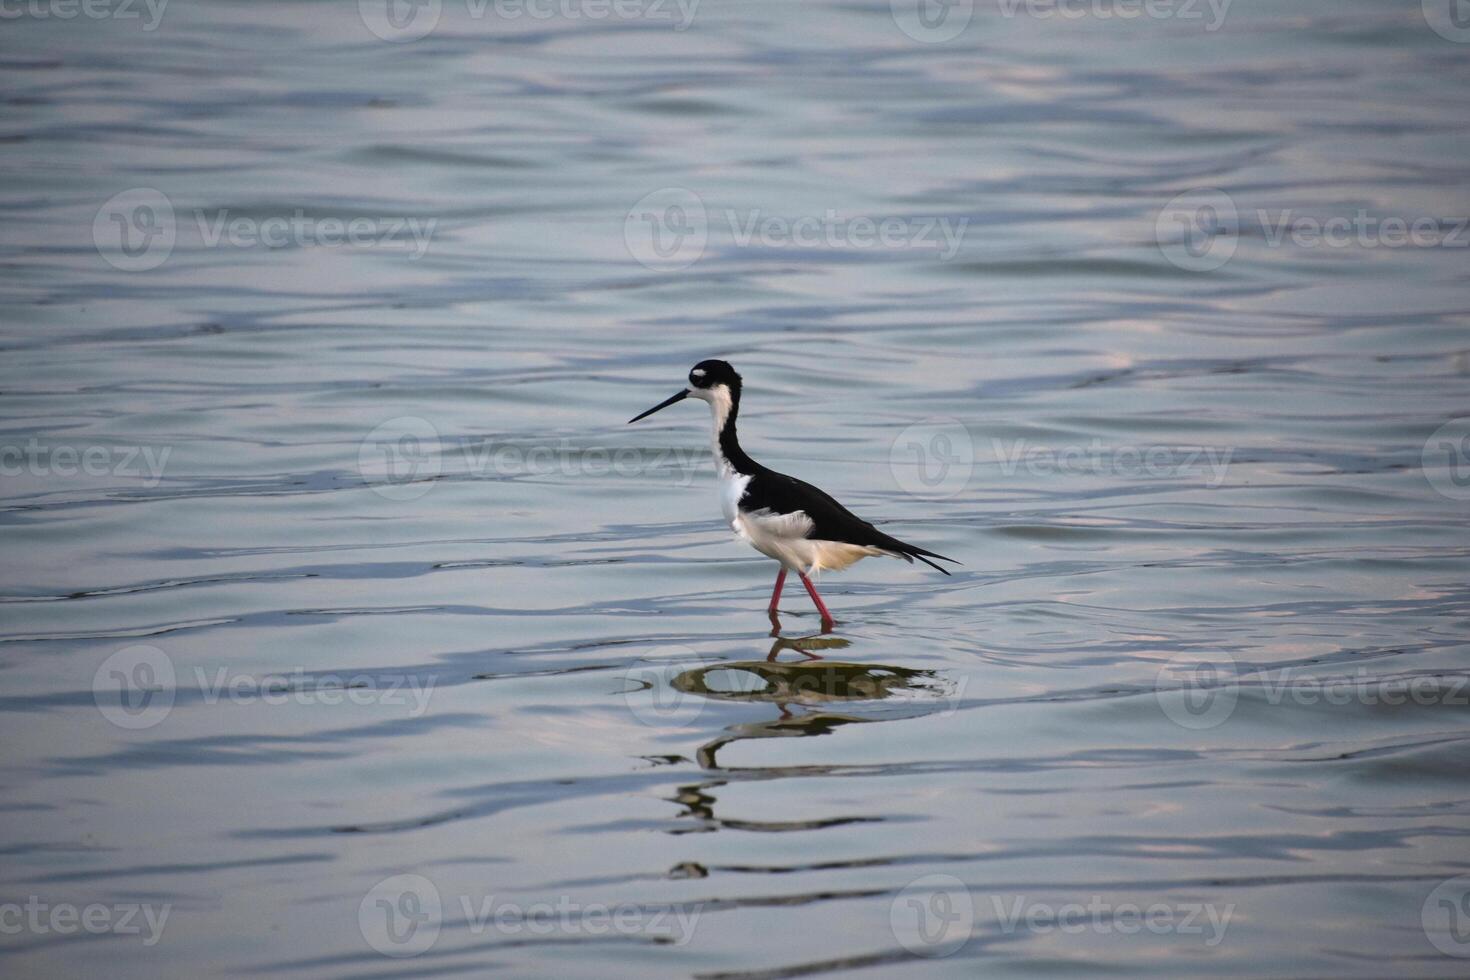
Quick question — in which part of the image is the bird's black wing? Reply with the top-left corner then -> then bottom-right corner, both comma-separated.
743,467 -> 959,575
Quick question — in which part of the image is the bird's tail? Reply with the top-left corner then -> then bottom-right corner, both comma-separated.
883,539 -> 961,576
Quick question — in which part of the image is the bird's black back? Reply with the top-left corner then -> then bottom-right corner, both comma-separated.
742,465 -> 956,574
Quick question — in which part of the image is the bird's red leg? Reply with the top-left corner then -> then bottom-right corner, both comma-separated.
768,568 -> 787,614
798,572 -> 835,631
767,568 -> 787,636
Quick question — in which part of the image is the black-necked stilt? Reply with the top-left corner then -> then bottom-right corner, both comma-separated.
629,359 -> 957,630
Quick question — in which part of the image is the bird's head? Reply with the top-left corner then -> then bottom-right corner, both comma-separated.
628,359 -> 742,423
686,359 -> 741,402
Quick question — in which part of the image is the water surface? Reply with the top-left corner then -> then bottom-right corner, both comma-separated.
2,1 -> 1469,976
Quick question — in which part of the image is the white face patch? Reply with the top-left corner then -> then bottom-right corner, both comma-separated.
690,383 -> 731,414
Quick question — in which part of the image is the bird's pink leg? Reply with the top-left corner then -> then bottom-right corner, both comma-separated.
798,572 -> 835,631
767,569 -> 788,635
767,568 -> 787,614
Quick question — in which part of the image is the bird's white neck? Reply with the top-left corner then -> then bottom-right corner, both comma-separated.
689,381 -> 752,476
704,385 -> 736,475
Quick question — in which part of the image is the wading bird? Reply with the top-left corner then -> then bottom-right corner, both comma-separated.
629,360 -> 957,630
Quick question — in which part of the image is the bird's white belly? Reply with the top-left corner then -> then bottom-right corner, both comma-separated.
732,506 -> 884,574
719,467 -> 882,573
719,470 -> 750,525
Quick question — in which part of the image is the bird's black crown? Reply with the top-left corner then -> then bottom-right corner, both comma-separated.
689,359 -> 741,390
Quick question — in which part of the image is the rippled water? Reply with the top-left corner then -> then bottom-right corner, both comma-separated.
3,1 -> 1470,976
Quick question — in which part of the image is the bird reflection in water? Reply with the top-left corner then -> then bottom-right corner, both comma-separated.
662,634 -> 951,833
668,633 -> 950,772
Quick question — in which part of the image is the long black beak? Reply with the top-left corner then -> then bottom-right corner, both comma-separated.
628,389 -> 688,424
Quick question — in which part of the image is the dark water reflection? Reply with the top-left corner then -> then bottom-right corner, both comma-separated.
2,0 -> 1470,977
674,639 -> 955,768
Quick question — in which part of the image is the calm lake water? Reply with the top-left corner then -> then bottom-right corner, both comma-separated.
3,1 -> 1470,976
